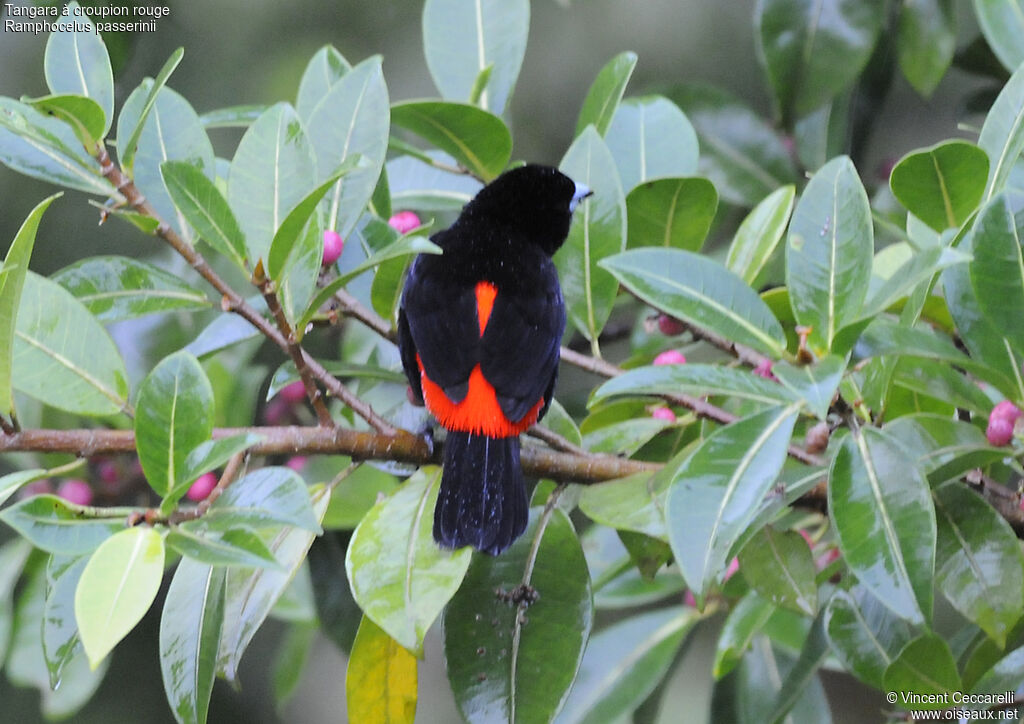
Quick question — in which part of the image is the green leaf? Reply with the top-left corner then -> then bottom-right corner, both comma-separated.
582,417 -> 673,456
974,0 -> 1024,72
556,127 -> 627,348
738,527 -> 818,616
346,467 -> 471,656
346,616 -> 418,723
0,495 -> 126,555
0,192 -> 61,417
714,591 -> 776,678
764,613 -> 831,724
14,272 -> 130,416
386,152 -> 481,211
75,526 -> 165,668
272,621 -> 317,710
167,527 -> 281,569
576,51 -> 638,137
391,101 -> 511,182
883,635 -> 961,709
666,404 -> 800,603
42,555 -> 86,688
969,644 -> 1024,701
116,47 -> 184,171
296,45 -> 351,121
43,1 -> 114,135
786,156 -> 873,353
823,587 -> 914,688
217,487 -> 329,681
53,255 -> 210,322
771,355 -> 845,420
897,0 -> 956,96
858,245 -> 970,320
26,94 -> 106,148
0,98 -> 112,195
605,96 -> 699,193
794,93 -> 852,173
0,539 -> 33,666
626,177 -> 718,251
889,140 -> 989,232
160,560 -> 224,724
884,414 -> 1002,484
756,0 -> 883,121
969,193 -> 1024,354
443,506 -> 591,723
306,56 -> 390,236
227,102 -> 315,265
160,161 -> 248,269
198,105 -> 266,129
556,607 -> 698,724
198,467 -> 321,534
979,62 -> 1024,201
591,363 -> 798,408
0,468 -> 50,508
602,248 -> 787,358
828,428 -> 936,625
933,483 -> 1024,647
578,471 -> 668,541
727,185 -> 796,284
422,0 -> 529,114
135,351 -> 214,498
174,433 -> 263,497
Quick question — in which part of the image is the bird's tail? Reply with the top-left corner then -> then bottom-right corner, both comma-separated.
434,431 -> 527,556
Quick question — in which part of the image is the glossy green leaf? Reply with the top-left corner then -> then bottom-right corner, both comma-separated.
714,591 -> 776,678
296,45 -> 351,121
217,487 -> 329,681
756,0 -> 883,120
0,98 -> 112,195
174,433 -> 264,499
979,62 -> 1024,200
160,161 -> 248,269
195,467 -> 320,535
75,526 -> 165,668
227,102 -> 314,265
671,84 -> 799,206
43,2 -> 113,135
422,0 -> 529,114
969,193 -> 1024,354
198,105 -> 265,129
739,527 -> 817,616
824,587 -> 915,688
116,47 -> 184,171
556,607 -> 697,724
968,644 -> 1024,701
443,506 -> 592,723
605,96 -> 699,193
591,363 -> 798,408
897,0 -> 956,96
53,255 -> 210,322
786,156 -> 873,353
42,555 -> 86,688
889,140 -> 989,232
933,483 -> 1024,647
974,0 -> 1024,72
828,428 -> 936,625
160,560 -> 224,724
386,152 -> 481,211
771,355 -> 845,420
26,94 -> 106,148
184,307 -> 262,359
602,248 -> 787,357
0,495 -> 126,555
883,635 -> 961,709
764,613 -> 831,724
306,56 -> 390,236
576,51 -> 638,137
892,358 -> 995,417
0,468 -> 50,508
0,193 -> 61,417
666,404 -> 800,603
346,615 -> 418,723
346,467 -> 471,656
391,101 -> 511,182
582,417 -> 672,456
167,527 -> 281,569
858,245 -> 969,321
556,127 -> 626,348
0,539 -> 32,667
884,414 -> 1002,484
626,176 -> 717,251
135,351 -> 214,498
727,185 -> 796,284
323,465 -> 402,530
578,471 -> 668,541
14,272 -> 130,416
272,621 -> 317,709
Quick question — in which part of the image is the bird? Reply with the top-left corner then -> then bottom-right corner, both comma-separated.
397,164 -> 592,555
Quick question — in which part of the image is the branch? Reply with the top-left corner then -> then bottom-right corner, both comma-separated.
677,319 -> 772,370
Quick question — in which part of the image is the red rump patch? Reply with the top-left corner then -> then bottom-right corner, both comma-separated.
475,281 -> 497,335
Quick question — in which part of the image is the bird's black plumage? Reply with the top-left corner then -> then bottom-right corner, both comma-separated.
397,164 -> 589,555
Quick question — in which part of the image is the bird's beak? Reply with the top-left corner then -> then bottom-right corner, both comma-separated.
569,183 -> 594,213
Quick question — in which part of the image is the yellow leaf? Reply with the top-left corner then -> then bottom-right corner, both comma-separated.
346,616 -> 418,723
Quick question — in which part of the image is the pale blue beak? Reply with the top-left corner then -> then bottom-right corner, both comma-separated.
569,182 -> 593,213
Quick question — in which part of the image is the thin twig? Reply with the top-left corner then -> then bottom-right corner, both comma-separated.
0,415 -> 14,436
168,450 -> 249,524
525,425 -> 591,457
678,320 -> 772,369
333,287 -> 396,341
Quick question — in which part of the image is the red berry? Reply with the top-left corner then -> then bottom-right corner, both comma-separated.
653,350 -> 686,366
285,456 -> 307,472
987,416 -> 1015,447
388,211 -> 421,234
322,230 -> 344,266
186,472 -> 218,502
753,359 -> 776,380
651,407 -> 676,422
657,314 -> 686,336
278,380 -> 307,404
57,479 -> 93,506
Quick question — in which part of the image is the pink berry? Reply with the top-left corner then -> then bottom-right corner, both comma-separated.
753,359 -> 776,380
186,472 -> 218,502
992,400 -> 1022,424
724,557 -> 740,581
97,459 -> 120,484
388,211 -> 421,234
285,456 -> 307,472
653,350 -> 686,366
651,407 -> 676,422
57,479 -> 93,506
657,314 -> 686,336
20,479 -> 53,499
987,416 -> 1015,447
278,380 -> 307,404
684,590 -> 697,607
322,230 -> 344,266
263,397 -> 290,425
